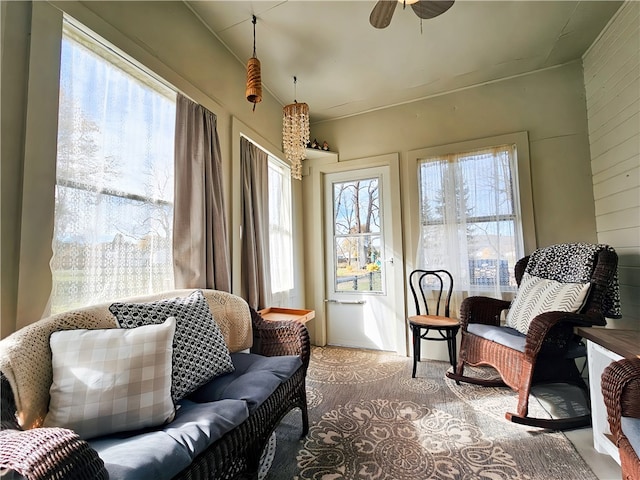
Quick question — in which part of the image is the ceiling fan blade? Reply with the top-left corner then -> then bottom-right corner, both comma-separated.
370,0 -> 398,29
411,0 -> 455,19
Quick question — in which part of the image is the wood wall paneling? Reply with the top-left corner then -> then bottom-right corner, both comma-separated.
584,1 -> 640,329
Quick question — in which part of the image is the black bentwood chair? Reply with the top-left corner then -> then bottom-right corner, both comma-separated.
408,269 -> 460,378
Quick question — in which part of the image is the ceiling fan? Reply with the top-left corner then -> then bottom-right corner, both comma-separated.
369,0 -> 454,29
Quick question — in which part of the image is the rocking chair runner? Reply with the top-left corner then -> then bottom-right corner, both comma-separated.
446,243 -> 621,430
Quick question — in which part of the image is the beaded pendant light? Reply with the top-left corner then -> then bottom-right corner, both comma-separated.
282,77 -> 309,180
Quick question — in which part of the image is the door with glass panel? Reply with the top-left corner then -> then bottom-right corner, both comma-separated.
324,167 -> 397,351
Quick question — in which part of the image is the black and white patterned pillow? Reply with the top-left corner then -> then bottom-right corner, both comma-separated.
110,290 -> 235,402
525,242 -> 621,318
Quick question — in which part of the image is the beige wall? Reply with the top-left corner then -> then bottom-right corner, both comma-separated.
310,62 -> 599,252
583,1 -> 640,330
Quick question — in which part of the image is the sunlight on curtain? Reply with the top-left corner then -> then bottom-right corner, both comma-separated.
268,157 -> 294,305
416,145 -> 523,302
49,22 -> 176,314
174,95 -> 231,292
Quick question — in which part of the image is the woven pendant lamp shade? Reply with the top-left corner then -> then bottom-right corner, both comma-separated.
246,15 -> 262,110
246,56 -> 262,106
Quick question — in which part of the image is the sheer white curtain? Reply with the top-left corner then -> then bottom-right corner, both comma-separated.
50,23 -> 176,314
416,145 -> 523,310
268,158 -> 294,306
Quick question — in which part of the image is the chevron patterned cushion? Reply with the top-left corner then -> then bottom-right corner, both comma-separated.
505,272 -> 591,334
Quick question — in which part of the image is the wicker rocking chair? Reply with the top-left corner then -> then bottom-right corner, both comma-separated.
447,243 -> 620,430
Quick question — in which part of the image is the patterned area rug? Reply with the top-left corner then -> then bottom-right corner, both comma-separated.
265,346 -> 597,480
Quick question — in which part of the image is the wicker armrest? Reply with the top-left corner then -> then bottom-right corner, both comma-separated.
1,372 -> 107,480
250,308 -> 311,369
459,296 -> 510,330
0,428 -> 107,480
602,358 -> 640,480
602,358 -> 640,437
524,311 -> 603,357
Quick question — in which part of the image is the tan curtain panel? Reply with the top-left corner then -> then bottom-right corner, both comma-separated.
240,137 -> 271,310
173,94 -> 230,291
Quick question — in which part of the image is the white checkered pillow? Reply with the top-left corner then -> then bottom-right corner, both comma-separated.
43,317 -> 176,440
110,290 -> 235,402
505,272 -> 591,334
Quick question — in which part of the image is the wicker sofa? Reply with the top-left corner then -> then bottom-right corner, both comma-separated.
0,289 -> 310,480
602,357 -> 640,480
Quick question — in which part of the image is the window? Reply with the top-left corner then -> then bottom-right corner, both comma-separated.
416,144 -> 525,295
332,176 -> 382,293
268,156 -> 294,302
50,21 -> 176,313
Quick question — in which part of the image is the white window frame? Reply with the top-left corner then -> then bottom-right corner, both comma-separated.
405,132 -> 536,297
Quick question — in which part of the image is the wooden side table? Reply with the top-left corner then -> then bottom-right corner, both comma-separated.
576,327 -> 640,464
258,307 -> 315,324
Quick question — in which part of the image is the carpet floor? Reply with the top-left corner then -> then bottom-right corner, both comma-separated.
262,345 -> 597,480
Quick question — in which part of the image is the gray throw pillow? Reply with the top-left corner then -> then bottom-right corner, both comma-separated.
110,290 -> 235,402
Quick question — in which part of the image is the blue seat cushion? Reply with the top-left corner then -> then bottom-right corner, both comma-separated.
622,416 -> 640,455
89,399 -> 248,480
188,352 -> 302,412
467,324 -> 527,352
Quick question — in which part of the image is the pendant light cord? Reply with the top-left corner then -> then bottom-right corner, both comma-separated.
252,15 -> 257,57
293,76 -> 298,103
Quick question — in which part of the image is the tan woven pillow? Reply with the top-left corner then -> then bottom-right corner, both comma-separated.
43,318 -> 176,440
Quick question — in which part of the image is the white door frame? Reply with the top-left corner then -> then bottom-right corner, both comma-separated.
302,152 -> 407,356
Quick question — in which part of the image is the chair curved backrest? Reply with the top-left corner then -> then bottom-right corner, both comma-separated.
408,269 -> 453,318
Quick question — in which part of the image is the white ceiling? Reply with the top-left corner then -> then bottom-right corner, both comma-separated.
185,1 -> 622,123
